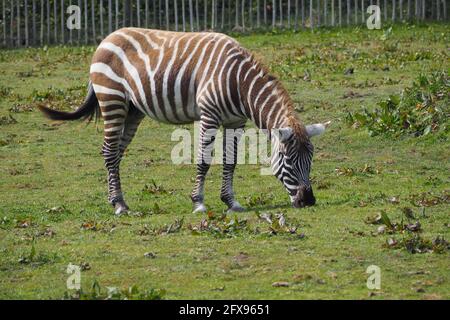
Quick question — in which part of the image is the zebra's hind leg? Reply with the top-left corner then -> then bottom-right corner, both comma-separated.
221,124 -> 245,213
115,106 -> 145,214
100,100 -> 129,215
191,117 -> 219,213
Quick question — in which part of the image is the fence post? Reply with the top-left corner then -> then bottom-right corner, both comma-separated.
221,0 -> 225,29
317,0 -> 321,27
338,0 -> 341,26
40,0 -> 43,46
407,0 -> 410,19
9,0 -> 13,47
46,0 -> 51,44
392,0 -> 396,22
91,0 -> 96,43
100,0 -> 104,37
272,0 -> 276,28
422,0 -> 425,20
84,0 -> 88,44
195,0 -> 199,29
189,0 -> 194,30
145,0 -> 149,28
17,0 -> 21,47
211,0 -> 214,29
108,0 -> 112,33
174,0 -> 178,30
310,0 -> 313,30
279,0 -> 282,26
3,0 -> 6,47
346,0 -> 350,25
137,0 -> 141,27
61,0 -> 64,44
383,0 -> 387,21
264,0 -> 267,25
257,0 -> 261,27
241,0 -> 245,30
437,0 -> 440,20
53,0 -> 57,44
166,0 -> 170,30
249,0 -> 252,28
182,0 -> 186,31
25,0 -> 29,46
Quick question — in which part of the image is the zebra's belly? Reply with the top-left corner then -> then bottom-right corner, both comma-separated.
132,89 -> 201,125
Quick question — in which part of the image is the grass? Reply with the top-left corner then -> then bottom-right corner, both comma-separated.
0,23 -> 449,300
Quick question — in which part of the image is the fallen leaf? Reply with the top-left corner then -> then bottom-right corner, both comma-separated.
272,281 -> 290,287
144,252 -> 157,259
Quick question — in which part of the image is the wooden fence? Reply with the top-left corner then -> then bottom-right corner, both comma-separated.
1,0 -> 448,48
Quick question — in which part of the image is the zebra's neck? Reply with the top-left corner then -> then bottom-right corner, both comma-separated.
236,56 -> 295,132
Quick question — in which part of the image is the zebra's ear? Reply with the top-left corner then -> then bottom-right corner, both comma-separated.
306,121 -> 331,138
277,127 -> 294,143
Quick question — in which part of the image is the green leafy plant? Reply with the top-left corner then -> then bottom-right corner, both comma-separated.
347,71 -> 449,136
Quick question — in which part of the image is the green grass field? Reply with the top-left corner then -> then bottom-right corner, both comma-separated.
0,24 -> 448,300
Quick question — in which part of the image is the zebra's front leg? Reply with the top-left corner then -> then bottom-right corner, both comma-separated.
221,125 -> 245,212
191,118 -> 219,213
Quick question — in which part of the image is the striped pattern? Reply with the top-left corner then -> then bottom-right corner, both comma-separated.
87,28 -> 316,214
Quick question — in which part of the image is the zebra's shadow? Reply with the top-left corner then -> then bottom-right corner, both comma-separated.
242,203 -> 292,212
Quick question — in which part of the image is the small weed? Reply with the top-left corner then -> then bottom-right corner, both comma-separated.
408,190 -> 449,207
64,280 -> 165,300
142,179 -> 171,195
256,211 -> 303,237
188,212 -> 249,238
0,86 -> 13,98
128,203 -> 168,217
18,238 -> 60,266
142,218 -> 184,236
246,193 -> 274,207
0,114 -> 18,126
385,234 -> 449,254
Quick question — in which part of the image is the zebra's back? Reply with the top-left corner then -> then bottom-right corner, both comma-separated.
90,28 -> 246,125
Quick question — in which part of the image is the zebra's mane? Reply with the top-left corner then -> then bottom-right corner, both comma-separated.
238,47 -> 308,142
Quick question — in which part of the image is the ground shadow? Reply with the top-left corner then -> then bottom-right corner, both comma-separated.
243,203 -> 292,212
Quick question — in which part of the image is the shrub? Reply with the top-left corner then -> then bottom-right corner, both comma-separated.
346,71 -> 449,137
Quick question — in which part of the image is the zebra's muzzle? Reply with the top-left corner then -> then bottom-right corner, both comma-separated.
292,186 -> 316,208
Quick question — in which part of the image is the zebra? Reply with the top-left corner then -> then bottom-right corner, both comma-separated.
39,28 -> 330,215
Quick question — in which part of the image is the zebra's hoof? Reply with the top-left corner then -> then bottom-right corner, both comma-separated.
114,201 -> 129,216
227,202 -> 245,213
192,203 -> 207,214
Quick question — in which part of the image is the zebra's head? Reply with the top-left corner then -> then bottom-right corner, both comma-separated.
271,121 -> 330,208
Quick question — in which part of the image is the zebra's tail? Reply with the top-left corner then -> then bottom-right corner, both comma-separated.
38,82 -> 100,123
